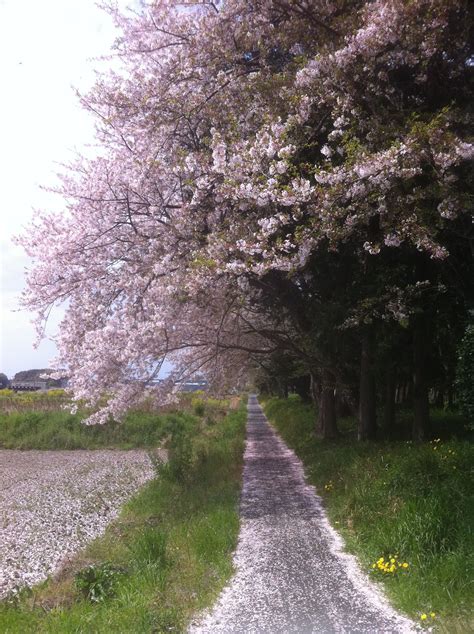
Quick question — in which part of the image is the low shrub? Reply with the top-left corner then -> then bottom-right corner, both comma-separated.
193,401 -> 205,417
75,563 -> 126,603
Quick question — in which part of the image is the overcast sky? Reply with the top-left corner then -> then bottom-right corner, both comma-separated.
0,1 -> 122,378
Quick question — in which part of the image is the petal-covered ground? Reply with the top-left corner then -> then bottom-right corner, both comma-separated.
190,397 -> 416,634
0,450 -> 154,598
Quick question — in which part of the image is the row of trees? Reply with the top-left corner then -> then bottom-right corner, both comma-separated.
20,1 -> 473,436
248,228 -> 473,440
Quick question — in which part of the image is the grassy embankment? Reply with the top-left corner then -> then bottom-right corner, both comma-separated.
0,407 -> 187,450
0,396 -> 247,633
0,390 -> 219,450
263,396 -> 473,633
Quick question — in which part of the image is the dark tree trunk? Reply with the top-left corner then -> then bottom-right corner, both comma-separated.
292,375 -> 311,401
447,385 -> 455,410
276,380 -> 288,399
310,371 -> 320,402
434,389 -> 444,409
311,369 -> 338,439
310,371 -> 321,431
413,314 -> 430,440
335,383 -> 353,418
358,327 -> 377,440
383,366 -> 396,437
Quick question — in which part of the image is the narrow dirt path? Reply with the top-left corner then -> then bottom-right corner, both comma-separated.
190,395 -> 415,634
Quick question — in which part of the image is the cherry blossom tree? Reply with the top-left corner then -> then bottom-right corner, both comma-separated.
19,1 -> 474,434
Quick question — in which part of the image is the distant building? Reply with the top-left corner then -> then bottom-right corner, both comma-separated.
178,379 -> 208,393
10,380 -> 49,392
126,377 -> 208,393
11,369 -> 68,392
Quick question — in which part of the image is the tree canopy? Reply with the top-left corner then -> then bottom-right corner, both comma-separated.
20,0 -> 474,430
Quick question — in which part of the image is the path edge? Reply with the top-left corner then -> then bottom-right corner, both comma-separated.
263,402 -> 419,633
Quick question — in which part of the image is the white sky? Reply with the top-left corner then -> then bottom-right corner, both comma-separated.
0,0 -> 122,378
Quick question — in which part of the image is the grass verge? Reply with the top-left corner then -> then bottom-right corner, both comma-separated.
0,404 -> 247,633
0,394 -> 231,450
263,396 -> 473,633
0,410 -> 195,450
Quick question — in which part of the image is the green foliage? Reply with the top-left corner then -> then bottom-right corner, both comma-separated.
193,399 -> 206,417
128,528 -> 168,567
0,374 -> 9,389
456,324 -> 474,428
75,563 -> 125,603
0,409 -> 196,450
162,418 -> 194,482
190,393 -> 229,418
264,396 -> 474,632
43,389 -> 66,398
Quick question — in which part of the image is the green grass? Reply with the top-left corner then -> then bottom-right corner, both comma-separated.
0,404 -> 247,633
0,409 -> 199,450
263,396 -> 474,633
0,392 -> 237,450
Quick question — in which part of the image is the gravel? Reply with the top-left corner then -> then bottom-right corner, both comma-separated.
190,396 -> 417,634
0,449 -> 154,598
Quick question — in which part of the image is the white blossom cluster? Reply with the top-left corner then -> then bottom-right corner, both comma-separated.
0,450 -> 154,598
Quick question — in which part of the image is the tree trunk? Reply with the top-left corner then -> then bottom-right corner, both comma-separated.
276,379 -> 288,399
447,385 -> 455,410
413,314 -> 430,440
311,369 -> 338,439
310,370 -> 320,399
293,375 -> 311,402
310,371 -> 321,431
383,366 -> 396,437
358,327 -> 377,440
434,389 -> 444,409
335,383 -> 353,418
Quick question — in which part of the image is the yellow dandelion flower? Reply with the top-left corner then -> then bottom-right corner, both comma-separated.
402,562 -> 409,568
430,612 -> 436,618
420,614 -> 427,621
